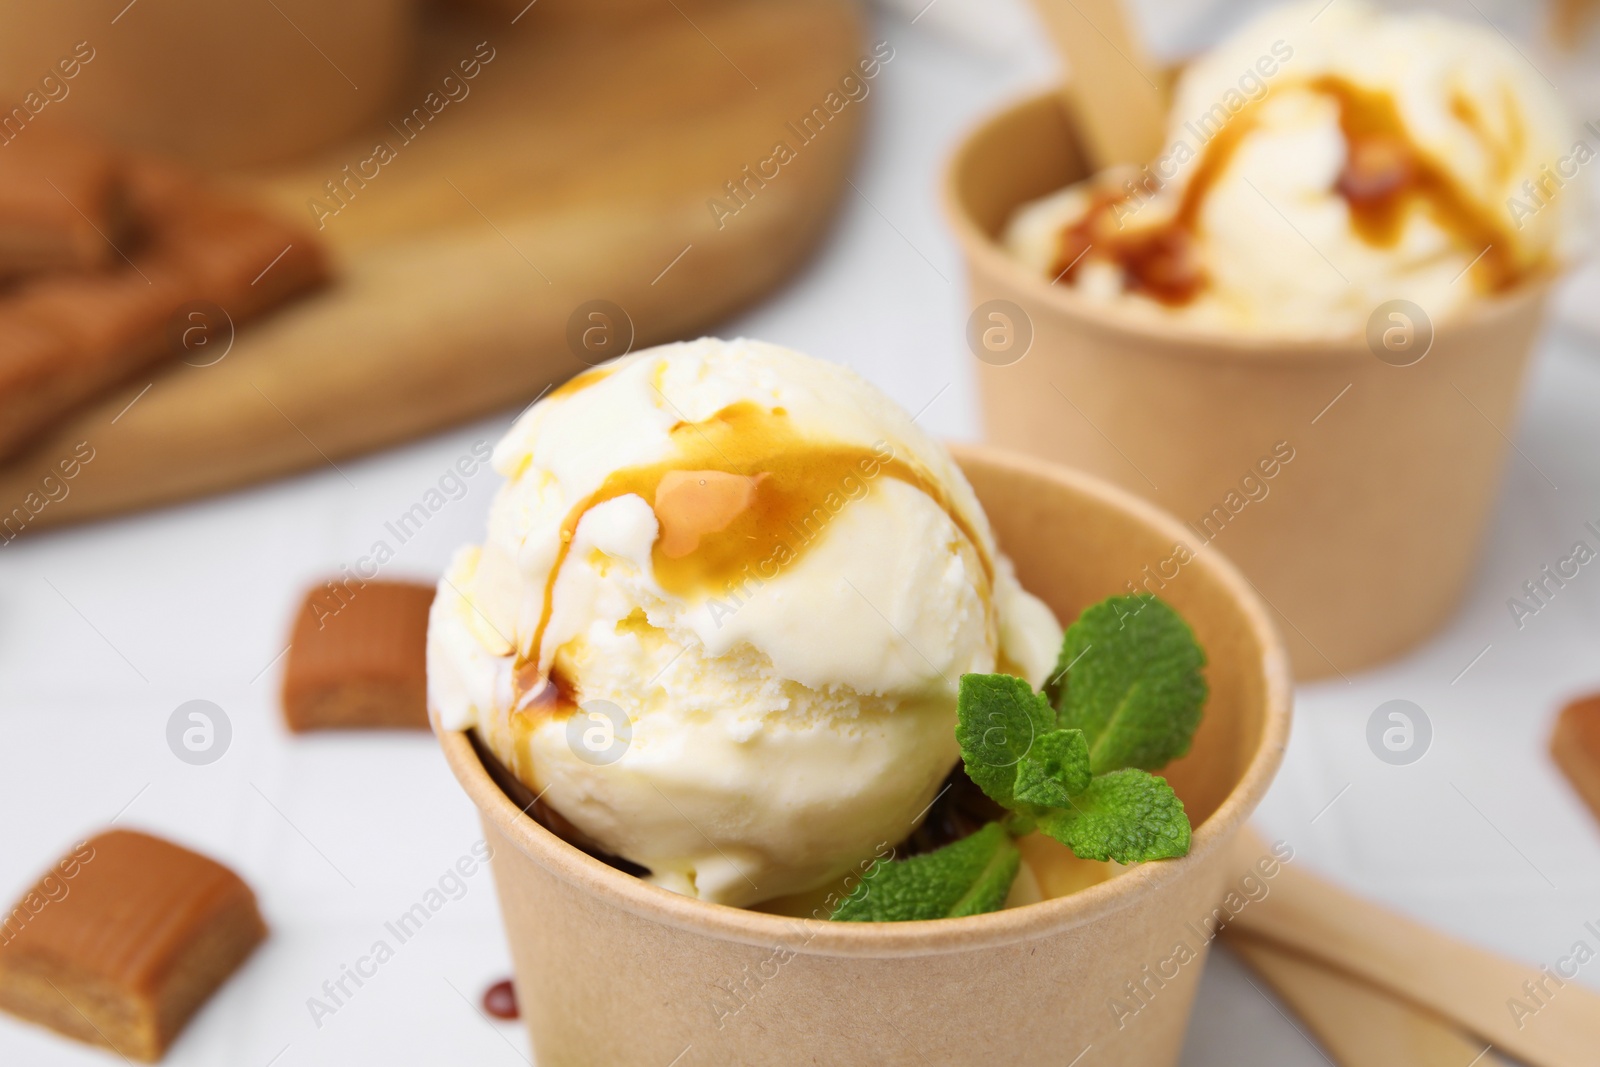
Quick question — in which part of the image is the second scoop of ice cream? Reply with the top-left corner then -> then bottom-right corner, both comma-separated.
428,338 -> 1061,907
1005,0 -> 1583,337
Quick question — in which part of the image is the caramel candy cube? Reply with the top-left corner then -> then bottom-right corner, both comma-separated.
0,129 -> 125,279
0,312 -> 75,416
1553,694 -> 1600,825
282,579 -> 436,731
124,155 -> 330,315
0,151 -> 329,463
0,830 -> 266,1062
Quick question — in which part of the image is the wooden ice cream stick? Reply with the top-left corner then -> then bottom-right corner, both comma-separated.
1228,827 -> 1600,1067
1029,0 -> 1168,168
1226,932 -> 1509,1067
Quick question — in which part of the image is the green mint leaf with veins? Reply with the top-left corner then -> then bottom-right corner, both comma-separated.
1038,768 -> 1191,863
955,673 -> 1056,810
838,596 -> 1208,923
1012,728 -> 1092,809
1046,595 -> 1207,774
830,822 -> 1020,922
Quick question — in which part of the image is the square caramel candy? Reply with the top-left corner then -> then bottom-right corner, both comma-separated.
1553,694 -> 1600,824
282,579 -> 436,731
0,830 -> 265,1062
0,269 -> 190,459
124,156 -> 330,316
0,129 -> 125,279
0,150 -> 329,463
0,310 -> 75,415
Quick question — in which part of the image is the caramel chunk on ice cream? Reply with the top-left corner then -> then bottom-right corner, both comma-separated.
0,130 -> 125,279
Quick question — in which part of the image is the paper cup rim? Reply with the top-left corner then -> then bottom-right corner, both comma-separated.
940,87 -> 1556,363
436,445 -> 1292,958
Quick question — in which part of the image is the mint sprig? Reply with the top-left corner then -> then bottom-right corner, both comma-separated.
1046,595 -> 1207,774
1013,727 -> 1091,809
951,673 -> 1061,809
829,594 -> 1207,924
1037,768 -> 1190,862
831,823 -> 1019,922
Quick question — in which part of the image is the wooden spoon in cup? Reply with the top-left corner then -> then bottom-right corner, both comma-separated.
1029,0 -> 1168,168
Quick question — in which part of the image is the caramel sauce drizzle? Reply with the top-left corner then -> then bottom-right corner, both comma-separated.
1449,84 -> 1524,187
1324,77 -> 1521,289
547,364 -> 616,402
1048,76 -> 1534,304
507,400 -> 993,717
1053,110 -> 1259,306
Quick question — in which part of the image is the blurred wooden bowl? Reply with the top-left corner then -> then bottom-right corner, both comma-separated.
0,0 -> 416,167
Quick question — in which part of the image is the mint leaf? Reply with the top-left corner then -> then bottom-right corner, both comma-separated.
1013,729 -> 1092,808
1047,595 -> 1206,774
956,674 -> 1055,810
1038,769 -> 1190,863
831,823 -> 1020,922
930,597 -> 1206,893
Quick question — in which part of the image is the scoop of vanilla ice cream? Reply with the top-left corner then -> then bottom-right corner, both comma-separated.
1005,0 -> 1582,336
428,338 -> 1061,907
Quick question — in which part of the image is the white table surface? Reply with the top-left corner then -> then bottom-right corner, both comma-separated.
4,7 -> 1599,1065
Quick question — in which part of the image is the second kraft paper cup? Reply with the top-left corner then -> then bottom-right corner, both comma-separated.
436,444 -> 1292,1067
945,91 -> 1554,679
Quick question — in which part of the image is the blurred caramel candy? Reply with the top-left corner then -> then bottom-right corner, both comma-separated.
0,829 -> 265,1062
0,154 -> 329,462
282,579 -> 436,731
0,129 -> 124,279
1552,694 -> 1600,825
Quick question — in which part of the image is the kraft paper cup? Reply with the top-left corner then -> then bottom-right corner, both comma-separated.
0,0 -> 415,166
945,91 -> 1554,679
436,444 -> 1291,1067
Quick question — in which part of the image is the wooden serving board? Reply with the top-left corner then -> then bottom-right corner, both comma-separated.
0,0 -> 866,531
